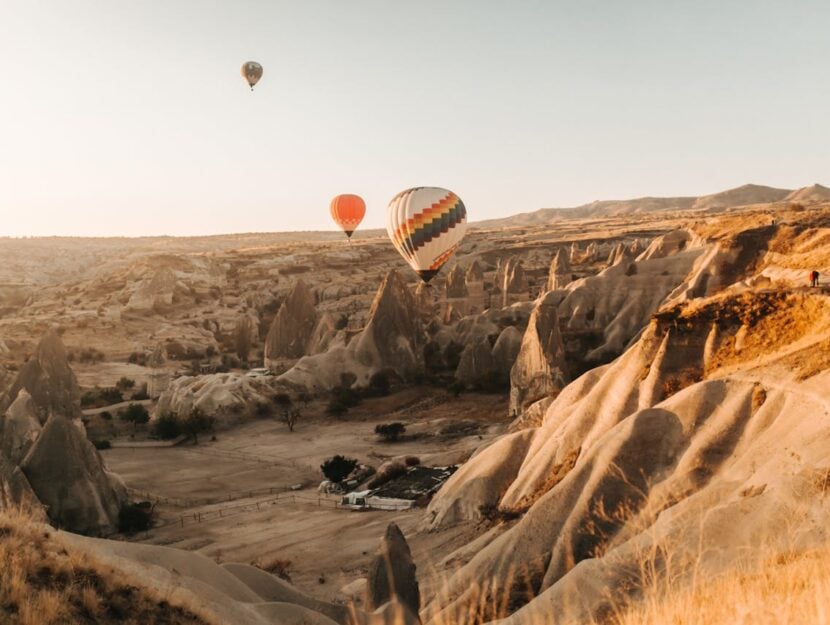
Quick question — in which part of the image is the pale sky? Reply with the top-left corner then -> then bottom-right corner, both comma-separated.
1,0 -> 828,237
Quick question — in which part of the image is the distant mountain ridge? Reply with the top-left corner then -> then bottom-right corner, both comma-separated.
472,183 -> 823,229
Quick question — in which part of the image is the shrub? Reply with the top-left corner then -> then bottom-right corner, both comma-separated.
153,413 -> 181,439
118,502 -> 154,534
127,351 -> 148,366
100,411 -> 112,420
375,422 -> 406,442
120,403 -> 150,431
115,377 -> 135,391
80,387 -> 123,408
334,314 -> 349,330
320,455 -> 358,483
326,384 -> 362,416
99,387 -> 124,404
92,439 -> 111,450
256,557 -> 292,582
447,380 -> 465,397
404,456 -> 420,466
182,408 -> 214,444
367,371 -> 391,397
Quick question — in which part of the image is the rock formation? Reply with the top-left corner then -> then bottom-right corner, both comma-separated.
2,328 -> 82,422
569,241 -> 581,264
509,291 -> 567,418
491,325 -> 523,381
465,260 -> 484,285
264,280 -> 318,365
546,248 -> 572,291
0,331 -> 128,534
426,290 -> 830,625
352,270 -> 424,380
126,267 -> 177,312
20,415 -> 127,535
147,343 -> 169,399
156,372 -> 272,420
279,270 -> 426,390
502,260 -> 530,306
0,390 -> 42,464
366,523 -> 420,618
455,336 -> 497,387
445,264 -> 468,299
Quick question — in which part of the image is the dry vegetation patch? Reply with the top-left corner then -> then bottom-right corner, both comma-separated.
0,506 -> 214,625
607,543 -> 830,625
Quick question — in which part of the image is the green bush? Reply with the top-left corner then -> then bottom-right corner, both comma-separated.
120,403 -> 150,430
375,422 -> 406,442
320,455 -> 358,483
118,502 -> 154,534
367,371 -> 391,397
115,377 -> 135,391
153,413 -> 181,439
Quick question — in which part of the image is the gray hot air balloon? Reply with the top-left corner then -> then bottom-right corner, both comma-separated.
241,61 -> 263,91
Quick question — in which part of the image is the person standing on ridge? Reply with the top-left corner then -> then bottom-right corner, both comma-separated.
810,270 -> 820,287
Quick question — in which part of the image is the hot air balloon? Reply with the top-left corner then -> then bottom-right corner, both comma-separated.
241,61 -> 263,90
386,187 -> 467,283
330,194 -> 366,240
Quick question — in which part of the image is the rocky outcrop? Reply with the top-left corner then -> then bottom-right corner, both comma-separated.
547,248 -> 572,291
147,343 -> 170,399
20,415 -> 127,535
465,260 -> 484,286
126,267 -> 177,312
492,326 -> 523,382
279,270 -> 427,390
455,337 -> 497,387
307,312 -> 343,355
366,523 -> 420,618
1,329 -> 82,422
0,390 -> 42,464
509,292 -> 567,418
445,265 -> 468,299
569,242 -> 581,264
351,270 -> 424,380
264,280 -> 318,365
156,373 -> 273,420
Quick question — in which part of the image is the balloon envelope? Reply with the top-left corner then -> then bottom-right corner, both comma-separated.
330,194 -> 366,239
241,61 -> 263,90
386,187 -> 467,283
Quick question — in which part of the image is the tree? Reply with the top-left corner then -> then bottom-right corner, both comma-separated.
120,403 -> 150,432
153,412 -> 182,440
285,407 -> 301,432
273,393 -> 299,431
115,377 -> 136,392
375,422 -> 406,442
320,455 -> 358,483
297,391 -> 312,407
182,408 -> 214,444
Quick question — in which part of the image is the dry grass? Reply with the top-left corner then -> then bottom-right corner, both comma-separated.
0,505 -> 215,625
607,543 -> 830,625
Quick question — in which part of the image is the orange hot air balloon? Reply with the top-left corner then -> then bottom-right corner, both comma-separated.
330,194 -> 366,240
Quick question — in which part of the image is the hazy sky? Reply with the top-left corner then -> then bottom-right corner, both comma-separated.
1,1 -> 828,237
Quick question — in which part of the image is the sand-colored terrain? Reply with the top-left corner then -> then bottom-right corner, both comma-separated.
4,185 -> 830,625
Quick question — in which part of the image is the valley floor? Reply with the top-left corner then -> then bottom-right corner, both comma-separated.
101,389 -> 507,600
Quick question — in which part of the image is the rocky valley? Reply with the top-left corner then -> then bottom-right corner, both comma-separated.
3,183 -> 830,624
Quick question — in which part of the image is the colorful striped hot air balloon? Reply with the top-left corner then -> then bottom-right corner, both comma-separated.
330,194 -> 366,240
241,61 -> 263,90
386,187 -> 467,283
